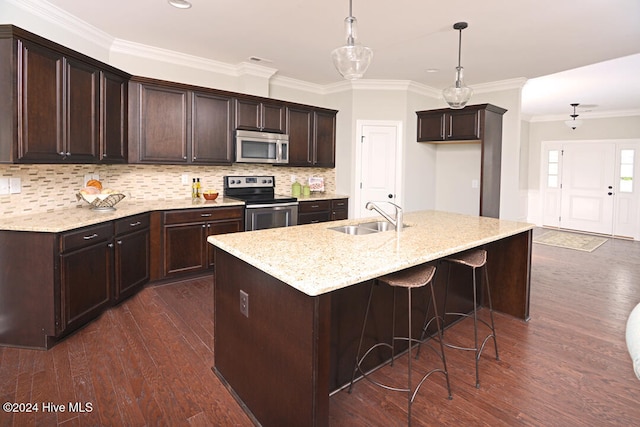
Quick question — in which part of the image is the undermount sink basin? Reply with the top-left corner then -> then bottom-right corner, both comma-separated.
358,221 -> 395,232
328,225 -> 380,235
329,221 -> 409,235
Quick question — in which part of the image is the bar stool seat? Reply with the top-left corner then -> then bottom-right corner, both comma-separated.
349,264 -> 452,426
438,248 -> 499,388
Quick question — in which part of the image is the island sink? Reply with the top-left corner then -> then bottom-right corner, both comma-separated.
329,220 -> 408,235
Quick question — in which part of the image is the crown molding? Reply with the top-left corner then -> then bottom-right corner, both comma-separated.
6,0 -> 113,51
472,77 -> 528,93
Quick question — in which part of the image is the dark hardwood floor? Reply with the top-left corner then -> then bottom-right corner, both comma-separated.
1,233 -> 640,426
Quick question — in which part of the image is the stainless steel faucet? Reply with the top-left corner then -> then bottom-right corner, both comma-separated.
365,201 -> 403,233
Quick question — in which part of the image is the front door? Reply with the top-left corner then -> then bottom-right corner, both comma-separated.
560,142 -> 616,235
541,140 -> 640,239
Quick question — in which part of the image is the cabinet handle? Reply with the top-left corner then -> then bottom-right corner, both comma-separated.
117,240 -> 123,245
183,156 -> 187,160
311,220 -> 320,223
130,221 -> 142,227
193,156 -> 197,161
66,152 -> 71,156
59,152 -> 65,156
202,224 -> 206,228
103,154 -> 107,157
108,243 -> 114,248
311,204 -> 320,208
83,233 -> 99,240
200,213 -> 213,217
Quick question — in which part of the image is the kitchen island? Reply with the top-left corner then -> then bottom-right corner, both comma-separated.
208,210 -> 534,426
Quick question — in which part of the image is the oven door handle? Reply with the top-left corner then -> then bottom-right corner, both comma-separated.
246,202 -> 299,209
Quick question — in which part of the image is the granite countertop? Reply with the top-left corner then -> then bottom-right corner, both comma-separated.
0,197 -> 245,232
208,210 -> 534,297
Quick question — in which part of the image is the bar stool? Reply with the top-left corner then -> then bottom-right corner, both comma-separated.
348,265 -> 452,426
438,248 -> 499,388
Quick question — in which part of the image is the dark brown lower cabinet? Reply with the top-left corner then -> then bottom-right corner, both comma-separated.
162,206 -> 244,278
58,222 -> 113,336
0,215 -> 152,349
298,198 -> 348,225
113,214 -> 150,302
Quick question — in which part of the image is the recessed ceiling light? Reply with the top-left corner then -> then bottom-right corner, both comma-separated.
168,0 -> 192,9
426,68 -> 439,73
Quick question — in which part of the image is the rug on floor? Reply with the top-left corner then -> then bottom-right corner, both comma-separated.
533,229 -> 608,252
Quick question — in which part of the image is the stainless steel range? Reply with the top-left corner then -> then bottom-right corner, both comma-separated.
224,176 -> 298,231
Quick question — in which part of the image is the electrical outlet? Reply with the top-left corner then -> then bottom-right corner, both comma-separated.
240,290 -> 249,317
181,174 -> 189,185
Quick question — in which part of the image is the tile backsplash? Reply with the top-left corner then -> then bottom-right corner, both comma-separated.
0,164 -> 336,218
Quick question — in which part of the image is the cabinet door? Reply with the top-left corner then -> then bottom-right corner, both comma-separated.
16,40 -> 65,162
235,98 -> 261,131
66,58 -> 100,162
114,227 -> 149,302
261,102 -> 285,133
59,241 -> 112,334
235,98 -> 285,133
447,109 -> 480,140
417,113 -> 445,142
164,222 -> 207,276
286,106 -> 314,166
138,84 -> 189,163
192,92 -> 234,164
313,111 -> 336,167
101,71 -> 128,163
206,219 -> 244,268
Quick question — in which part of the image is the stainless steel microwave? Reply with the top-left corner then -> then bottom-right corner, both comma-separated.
235,130 -> 289,164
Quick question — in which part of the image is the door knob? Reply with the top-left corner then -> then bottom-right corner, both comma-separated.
608,192 -> 614,196
608,185 -> 613,189
388,194 -> 393,199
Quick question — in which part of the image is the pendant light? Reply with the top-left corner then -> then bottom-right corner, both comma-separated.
442,22 -> 473,109
564,103 -> 583,129
331,0 -> 373,80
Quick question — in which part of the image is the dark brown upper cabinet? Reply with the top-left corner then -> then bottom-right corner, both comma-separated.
417,107 -> 484,142
129,81 -> 190,164
101,71 -> 128,163
416,104 -> 507,218
235,98 -> 285,133
286,106 -> 337,167
192,91 -> 234,164
0,25 -> 130,164
128,78 -> 234,165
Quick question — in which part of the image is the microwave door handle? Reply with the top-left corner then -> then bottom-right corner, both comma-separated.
277,142 -> 283,162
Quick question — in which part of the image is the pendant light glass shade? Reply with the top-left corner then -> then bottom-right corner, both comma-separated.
331,1 -> 373,80
443,22 -> 473,109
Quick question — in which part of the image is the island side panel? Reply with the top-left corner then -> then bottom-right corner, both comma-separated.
0,230 -> 56,349
213,248 -> 330,427
484,229 -> 532,320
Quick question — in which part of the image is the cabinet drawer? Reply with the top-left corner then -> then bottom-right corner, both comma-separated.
299,211 -> 331,225
164,207 -> 244,225
60,223 -> 113,253
298,200 -> 331,213
331,199 -> 348,209
114,213 -> 150,235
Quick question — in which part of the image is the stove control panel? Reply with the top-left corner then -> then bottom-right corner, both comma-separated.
224,176 -> 275,189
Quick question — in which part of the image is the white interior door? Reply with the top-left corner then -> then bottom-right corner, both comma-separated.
356,122 -> 400,218
560,143 -> 616,235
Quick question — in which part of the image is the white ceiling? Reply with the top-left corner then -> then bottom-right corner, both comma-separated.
37,0 -> 640,119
